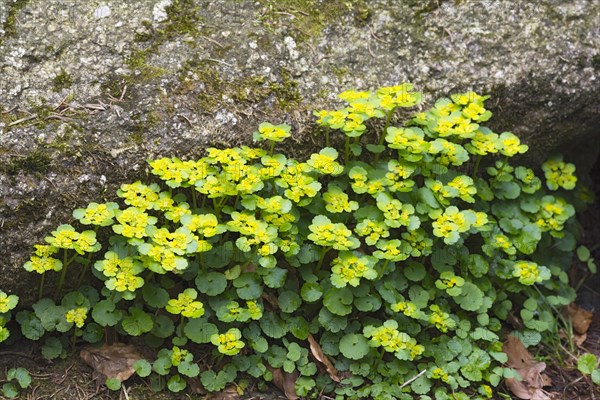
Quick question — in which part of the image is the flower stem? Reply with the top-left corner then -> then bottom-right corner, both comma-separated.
325,127 -> 330,147
344,136 -> 350,164
378,259 -> 391,278
472,155 -> 482,178
316,247 -> 332,272
375,107 -> 396,162
269,141 -> 275,156
55,250 -> 70,301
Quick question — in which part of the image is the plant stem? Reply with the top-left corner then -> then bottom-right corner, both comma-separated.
374,107 -> 396,162
55,250 -> 70,301
269,141 -> 275,156
325,127 -> 330,147
472,155 -> 482,178
316,247 -> 332,272
378,259 -> 391,278
344,136 -> 350,164
191,189 -> 197,210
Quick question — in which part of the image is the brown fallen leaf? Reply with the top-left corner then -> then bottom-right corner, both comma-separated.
564,303 -> 593,335
269,367 -> 299,400
503,335 -> 553,400
80,343 -> 144,382
307,334 -> 340,382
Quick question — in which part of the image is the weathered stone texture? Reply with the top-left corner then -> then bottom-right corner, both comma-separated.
0,0 -> 598,299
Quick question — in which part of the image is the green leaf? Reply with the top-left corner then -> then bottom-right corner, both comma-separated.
278,291 -> 302,313
592,369 -> 600,385
408,285 -> 430,308
366,144 -> 386,154
260,312 -> 288,338
2,383 -> 19,399
468,254 -> 489,277
121,308 -> 153,336
301,282 -> 323,302
234,273 -> 263,299
289,316 -> 310,340
196,271 -> 228,296
577,246 -> 591,262
178,360 -> 200,378
454,282 -> 484,311
577,353 -> 598,375
403,262 -> 426,282
134,359 -> 152,377
167,374 -> 187,392
82,323 -> 104,344
41,337 -> 64,359
410,375 -> 432,395
16,311 -> 44,340
7,368 -> 31,389
184,318 -> 218,344
105,377 -> 121,391
141,284 -> 170,309
295,376 -> 316,397
588,259 -> 598,274
262,267 -> 288,288
287,342 -> 302,362
323,287 -> 353,316
92,300 -> 122,327
151,315 -> 175,338
339,333 -> 370,360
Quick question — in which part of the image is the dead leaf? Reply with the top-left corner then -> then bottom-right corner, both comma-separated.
269,367 -> 298,400
80,343 -> 144,382
307,334 -> 340,382
564,303 -> 593,335
208,385 -> 241,400
573,332 -> 588,348
503,336 -> 553,400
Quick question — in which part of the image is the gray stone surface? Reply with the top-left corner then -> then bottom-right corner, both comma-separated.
0,0 -> 599,300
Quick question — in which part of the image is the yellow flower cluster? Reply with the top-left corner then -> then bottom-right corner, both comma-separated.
330,251 -> 378,288
391,301 -> 423,319
354,219 -> 390,246
73,202 -> 119,226
323,185 -> 359,213
363,320 -> 424,361
113,208 -> 157,240
117,182 -> 160,210
276,161 -> 322,203
535,195 -> 575,234
428,305 -> 456,333
166,288 -> 204,318
542,156 -> 577,191
430,367 -> 450,383
431,207 -> 476,244
254,122 -> 291,143
94,251 -> 145,293
512,261 -> 550,285
210,328 -> 245,356
308,216 -> 359,251
24,255 -> 63,274
45,225 -> 100,255
65,307 -> 88,328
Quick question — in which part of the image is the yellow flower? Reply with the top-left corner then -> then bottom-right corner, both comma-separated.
65,307 -> 88,328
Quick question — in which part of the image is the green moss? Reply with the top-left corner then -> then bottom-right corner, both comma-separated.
256,0 -> 369,42
1,0 -> 30,42
269,68 -> 303,110
1,149 -> 51,175
52,69 -> 73,92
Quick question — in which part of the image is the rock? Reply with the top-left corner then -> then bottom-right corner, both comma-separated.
0,0 -> 598,301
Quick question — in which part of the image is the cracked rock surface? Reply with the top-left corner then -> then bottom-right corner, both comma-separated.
0,0 -> 598,300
